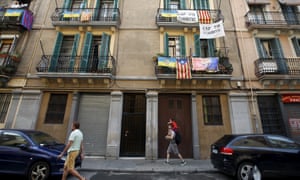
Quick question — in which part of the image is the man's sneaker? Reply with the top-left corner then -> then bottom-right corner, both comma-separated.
164,161 -> 169,165
181,161 -> 187,166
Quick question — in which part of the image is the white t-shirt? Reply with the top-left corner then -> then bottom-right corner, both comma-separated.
68,129 -> 83,153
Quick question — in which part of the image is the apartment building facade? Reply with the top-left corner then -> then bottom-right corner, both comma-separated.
1,0 -> 298,160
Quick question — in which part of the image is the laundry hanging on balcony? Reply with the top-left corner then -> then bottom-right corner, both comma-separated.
158,56 -> 176,68
199,20 -> 225,39
198,10 -> 211,24
176,58 -> 192,79
192,57 -> 219,72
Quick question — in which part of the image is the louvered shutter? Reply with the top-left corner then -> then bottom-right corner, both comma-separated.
49,32 -> 63,72
94,0 -> 101,20
255,38 -> 266,58
164,32 -> 169,56
80,32 -> 93,72
194,34 -> 200,56
193,0 -> 200,9
63,0 -> 72,9
273,38 -> 288,73
179,36 -> 186,57
113,0 -> 119,20
208,39 -> 215,57
201,0 -> 210,9
69,34 -> 80,72
98,33 -> 110,69
180,0 -> 186,9
164,0 -> 170,9
292,37 -> 300,56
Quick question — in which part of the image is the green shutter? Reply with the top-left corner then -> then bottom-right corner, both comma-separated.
98,33 -> 111,69
163,32 -> 169,56
164,0 -> 170,9
113,0 -> 119,20
194,34 -> 200,56
94,0 -> 101,20
200,0 -> 209,9
180,36 -> 186,57
69,34 -> 80,72
180,0 -> 186,9
193,0 -> 200,9
292,37 -> 300,56
208,39 -> 215,57
63,0 -> 72,9
255,38 -> 265,58
49,32 -> 63,72
80,32 -> 93,72
273,38 -> 288,73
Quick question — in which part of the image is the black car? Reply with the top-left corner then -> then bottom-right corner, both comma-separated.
211,134 -> 300,180
0,129 -> 81,180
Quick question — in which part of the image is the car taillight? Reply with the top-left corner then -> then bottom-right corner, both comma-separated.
220,147 -> 233,155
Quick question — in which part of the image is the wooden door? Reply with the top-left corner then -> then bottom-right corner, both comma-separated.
158,94 -> 193,158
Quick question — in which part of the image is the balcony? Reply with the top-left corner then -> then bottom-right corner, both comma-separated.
156,8 -> 221,27
154,56 -> 232,80
0,53 -> 21,87
51,8 -> 120,27
254,57 -> 300,87
0,7 -> 33,31
245,11 -> 300,30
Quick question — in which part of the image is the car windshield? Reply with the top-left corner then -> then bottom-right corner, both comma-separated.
26,131 -> 63,146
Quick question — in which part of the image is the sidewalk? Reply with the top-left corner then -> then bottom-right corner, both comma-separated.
80,157 -> 217,173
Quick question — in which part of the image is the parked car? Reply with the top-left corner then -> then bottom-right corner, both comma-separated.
211,134 -> 300,180
0,129 -> 81,180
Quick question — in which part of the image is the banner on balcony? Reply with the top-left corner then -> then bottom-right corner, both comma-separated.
160,10 -> 177,17
4,9 -> 24,17
192,57 -> 219,72
158,56 -> 176,68
198,10 -> 211,24
176,58 -> 192,79
177,10 -> 198,23
199,20 -> 225,39
63,11 -> 81,18
21,10 -> 33,30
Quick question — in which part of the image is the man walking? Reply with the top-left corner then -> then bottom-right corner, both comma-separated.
58,121 -> 85,180
165,124 -> 186,166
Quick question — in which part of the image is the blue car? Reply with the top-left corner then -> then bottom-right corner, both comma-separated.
0,129 -> 81,180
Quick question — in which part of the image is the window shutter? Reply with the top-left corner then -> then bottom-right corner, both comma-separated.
113,0 -> 119,20
164,32 -> 169,56
200,0 -> 210,9
255,38 -> 265,58
164,0 -> 170,9
292,37 -> 300,56
179,36 -> 186,57
273,38 -> 288,73
208,39 -> 215,57
63,0 -> 72,9
69,34 -> 80,72
113,0 -> 119,8
193,0 -> 199,9
180,0 -> 186,9
94,0 -> 101,19
80,32 -> 93,72
194,34 -> 200,56
98,33 -> 111,69
49,32 -> 63,72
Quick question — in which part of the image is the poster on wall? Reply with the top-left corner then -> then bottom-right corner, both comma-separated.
289,118 -> 300,135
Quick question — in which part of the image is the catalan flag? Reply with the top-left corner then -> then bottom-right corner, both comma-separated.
198,10 -> 211,24
176,58 -> 192,79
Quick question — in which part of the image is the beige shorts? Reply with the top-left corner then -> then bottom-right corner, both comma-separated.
64,151 -> 79,169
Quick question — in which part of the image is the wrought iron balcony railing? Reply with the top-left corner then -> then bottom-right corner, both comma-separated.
154,56 -> 233,78
36,55 -> 116,75
254,57 -> 300,77
0,7 -> 33,31
245,11 -> 300,29
51,8 -> 120,27
156,8 -> 222,27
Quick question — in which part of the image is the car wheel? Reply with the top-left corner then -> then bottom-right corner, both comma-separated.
237,162 -> 256,180
28,161 -> 50,180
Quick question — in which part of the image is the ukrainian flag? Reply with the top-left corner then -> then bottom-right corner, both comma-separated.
158,57 -> 176,68
4,9 -> 23,17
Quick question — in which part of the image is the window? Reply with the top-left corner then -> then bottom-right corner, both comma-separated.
0,94 -> 11,124
45,94 -> 68,124
100,0 -> 114,19
232,136 -> 268,148
267,136 -> 300,149
0,39 -> 13,66
280,4 -> 299,24
164,0 -> 186,10
0,132 -> 28,147
194,34 -> 215,57
202,96 -> 222,125
164,33 -> 186,57
255,38 -> 284,58
292,37 -> 300,56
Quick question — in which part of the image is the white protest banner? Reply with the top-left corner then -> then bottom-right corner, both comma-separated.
177,10 -> 198,23
199,20 -> 225,39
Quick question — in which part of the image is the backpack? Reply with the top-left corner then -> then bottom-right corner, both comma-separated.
175,131 -> 181,145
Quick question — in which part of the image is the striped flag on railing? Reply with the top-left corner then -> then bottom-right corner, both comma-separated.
176,58 -> 192,79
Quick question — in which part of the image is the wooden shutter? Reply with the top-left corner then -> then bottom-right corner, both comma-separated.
180,0 -> 186,9
273,38 -> 288,73
80,32 -> 93,72
113,0 -> 119,20
179,35 -> 186,57
63,0 -> 72,9
164,32 -> 169,56
164,0 -> 170,9
208,39 -> 215,57
292,37 -> 300,56
98,33 -> 110,69
69,34 -> 80,72
255,38 -> 265,58
49,32 -> 63,72
94,0 -> 101,19
200,0 -> 210,9
193,0 -> 200,9
194,34 -> 200,56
